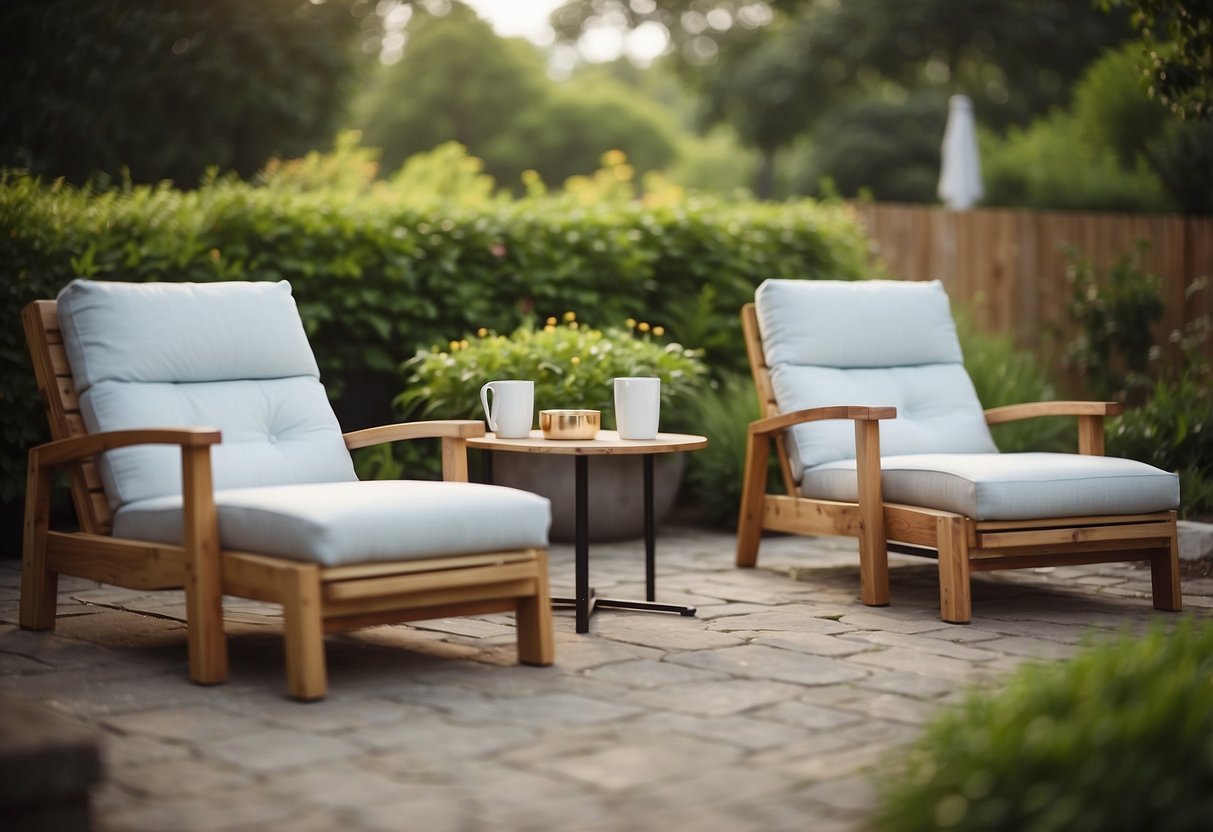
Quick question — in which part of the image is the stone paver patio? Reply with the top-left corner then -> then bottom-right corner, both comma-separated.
2,527 -> 1210,831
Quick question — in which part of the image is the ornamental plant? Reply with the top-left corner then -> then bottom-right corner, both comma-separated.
398,313 -> 709,430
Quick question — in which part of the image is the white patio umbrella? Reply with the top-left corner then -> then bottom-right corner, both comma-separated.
937,94 -> 984,210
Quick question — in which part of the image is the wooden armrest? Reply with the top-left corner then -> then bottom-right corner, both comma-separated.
749,406 -> 897,437
343,420 -> 486,451
31,427 -> 222,468
984,401 -> 1123,425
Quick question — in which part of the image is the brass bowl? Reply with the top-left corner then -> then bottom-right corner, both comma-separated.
539,409 -> 600,440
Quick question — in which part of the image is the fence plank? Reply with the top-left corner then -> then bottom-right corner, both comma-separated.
853,203 -> 1213,382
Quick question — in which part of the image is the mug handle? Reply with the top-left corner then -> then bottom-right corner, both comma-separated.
479,382 -> 497,433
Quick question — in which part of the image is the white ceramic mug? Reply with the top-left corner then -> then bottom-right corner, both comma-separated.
480,380 -> 534,438
613,377 -> 661,440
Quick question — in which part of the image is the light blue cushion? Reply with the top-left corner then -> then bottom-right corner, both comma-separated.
754,278 -> 997,475
755,279 -> 963,368
81,377 -> 357,508
769,363 -> 998,473
58,279 -> 318,391
113,481 -> 552,566
802,453 -> 1180,521
56,279 -> 357,510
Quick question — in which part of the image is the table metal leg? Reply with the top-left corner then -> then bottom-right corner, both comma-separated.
644,455 -> 655,602
575,455 -> 591,633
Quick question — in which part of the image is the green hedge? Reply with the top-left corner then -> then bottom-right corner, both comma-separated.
0,170 -> 872,503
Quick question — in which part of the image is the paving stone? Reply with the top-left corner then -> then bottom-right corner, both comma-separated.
441,691 -> 644,727
708,608 -> 854,634
846,645 -> 980,680
836,692 -> 935,725
667,644 -> 870,686
103,706 -> 268,742
203,727 -> 363,773
855,670 -> 956,700
750,700 -> 865,731
531,735 -> 741,791
837,611 -> 950,634
800,775 -> 878,812
752,631 -> 873,657
102,787 -> 301,831
109,756 -> 252,798
593,614 -> 746,651
581,658 -> 729,688
623,678 -> 804,716
627,711 -> 817,751
345,717 -> 534,757
101,732 -> 193,769
977,635 -> 1078,661
409,616 -> 519,639
842,629 -> 1002,662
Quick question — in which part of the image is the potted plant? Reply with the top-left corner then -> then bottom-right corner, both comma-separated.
400,314 -> 709,541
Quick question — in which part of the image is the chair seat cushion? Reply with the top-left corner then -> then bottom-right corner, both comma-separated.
113,480 -> 551,567
801,453 -> 1180,521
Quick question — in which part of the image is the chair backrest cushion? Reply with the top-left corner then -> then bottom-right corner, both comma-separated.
755,279 -> 998,476
58,279 -> 356,508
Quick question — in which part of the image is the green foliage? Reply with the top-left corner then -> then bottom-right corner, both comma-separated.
1073,44 -> 1172,165
0,162 -> 871,502
1063,244 -> 1166,404
795,89 -> 948,203
0,0 -> 368,185
1147,119 -> 1213,215
875,619 -> 1213,832
398,317 -> 708,428
354,4 -> 678,192
981,112 -> 1173,212
682,373 -> 766,527
1102,0 -> 1213,120
955,310 -> 1073,453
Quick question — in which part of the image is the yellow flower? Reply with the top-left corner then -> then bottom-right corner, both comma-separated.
625,318 -> 637,329
569,321 -> 579,330
546,316 -> 557,326
638,321 -> 651,332
448,340 -> 460,351
564,311 -> 576,322
459,340 -> 469,350
652,325 -> 665,336
602,149 -> 627,167
544,324 -> 556,333
570,356 -> 581,366
209,248 -> 221,261
521,169 -> 540,185
477,327 -> 488,337
613,164 -> 634,182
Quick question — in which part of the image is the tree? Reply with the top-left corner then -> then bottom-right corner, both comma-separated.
1102,0 -> 1213,120
0,0 -> 370,186
354,2 -> 549,182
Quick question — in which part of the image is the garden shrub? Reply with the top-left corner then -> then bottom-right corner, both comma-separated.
0,159 -> 872,504
875,618 -> 1213,832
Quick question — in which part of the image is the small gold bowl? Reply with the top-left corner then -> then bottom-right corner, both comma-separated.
539,409 -> 601,440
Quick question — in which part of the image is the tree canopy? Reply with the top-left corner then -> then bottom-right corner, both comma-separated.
0,0 -> 372,186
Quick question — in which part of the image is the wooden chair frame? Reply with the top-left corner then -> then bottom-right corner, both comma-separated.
21,300 -> 554,700
736,303 -> 1182,623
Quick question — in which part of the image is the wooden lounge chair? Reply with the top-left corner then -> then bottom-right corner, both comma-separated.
737,278 -> 1182,622
22,279 -> 554,700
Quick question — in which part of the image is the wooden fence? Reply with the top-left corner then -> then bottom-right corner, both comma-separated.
849,202 -> 1213,372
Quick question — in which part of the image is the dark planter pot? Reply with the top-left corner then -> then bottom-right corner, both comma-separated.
490,453 -> 685,543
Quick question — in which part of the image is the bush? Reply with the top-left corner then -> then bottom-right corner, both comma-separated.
875,619 -> 1213,832
0,160 -> 872,503
399,315 -> 709,428
682,372 -> 766,527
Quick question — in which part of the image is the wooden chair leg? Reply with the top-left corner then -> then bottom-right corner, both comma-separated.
181,446 -> 228,686
516,550 -> 555,666
281,563 -> 327,701
937,516 -> 972,624
736,430 -> 770,568
20,454 -> 57,630
1150,521 -> 1182,612
854,421 -> 889,606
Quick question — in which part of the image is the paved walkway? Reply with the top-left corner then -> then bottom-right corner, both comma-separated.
2,527 -> 1210,832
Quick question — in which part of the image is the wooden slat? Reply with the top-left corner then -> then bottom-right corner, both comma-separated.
322,551 -> 535,582
49,342 -> 71,376
45,531 -> 186,589
762,495 -> 860,537
974,512 -> 1171,531
978,521 -> 1175,550
969,536 -> 1170,560
323,561 -> 540,603
323,579 -> 537,619
323,599 -> 514,633
970,550 -> 1160,572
